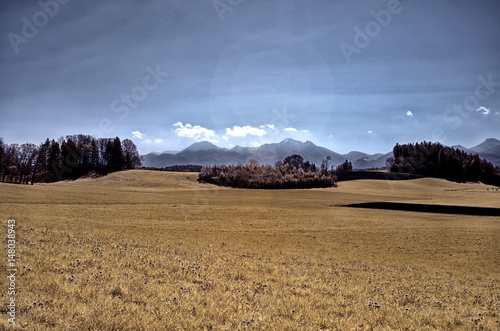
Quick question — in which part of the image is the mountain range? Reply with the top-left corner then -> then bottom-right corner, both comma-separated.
143,138 -> 500,169
452,138 -> 500,167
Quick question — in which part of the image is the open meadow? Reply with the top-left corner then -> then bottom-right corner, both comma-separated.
1,170 -> 499,330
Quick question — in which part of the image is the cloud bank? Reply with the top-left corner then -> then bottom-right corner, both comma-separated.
226,125 -> 267,137
174,122 -> 217,142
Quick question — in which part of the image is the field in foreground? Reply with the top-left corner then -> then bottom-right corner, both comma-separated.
1,170 -> 499,330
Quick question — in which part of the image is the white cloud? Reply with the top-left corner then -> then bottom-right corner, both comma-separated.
301,129 -> 309,133
477,106 -> 490,116
154,138 -> 163,144
262,124 -> 276,130
328,135 -> 333,138
284,127 -> 297,132
222,136 -> 229,141
368,130 -> 373,134
142,139 -> 152,144
496,112 -> 500,116
406,111 -> 413,117
249,141 -> 263,147
132,131 -> 144,139
173,122 -> 217,142
226,125 -> 266,137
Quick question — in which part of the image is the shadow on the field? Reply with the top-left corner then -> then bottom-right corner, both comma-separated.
341,202 -> 500,217
336,172 -> 422,181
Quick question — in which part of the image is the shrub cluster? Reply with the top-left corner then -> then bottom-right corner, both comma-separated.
198,156 -> 337,189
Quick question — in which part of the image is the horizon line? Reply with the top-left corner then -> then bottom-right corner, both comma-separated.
144,137 -> 500,156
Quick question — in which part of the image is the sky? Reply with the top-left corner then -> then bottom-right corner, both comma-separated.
0,0 -> 499,155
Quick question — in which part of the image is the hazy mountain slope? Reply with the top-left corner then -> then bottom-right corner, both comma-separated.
143,139 -> 345,168
460,139 -> 500,166
470,138 -> 500,154
181,141 -> 222,152
451,145 -> 475,154
254,139 -> 345,166
343,151 -> 370,162
353,152 -> 392,169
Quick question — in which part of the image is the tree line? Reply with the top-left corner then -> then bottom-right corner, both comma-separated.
198,154 -> 338,189
0,135 -> 142,184
387,141 -> 500,186
142,165 -> 203,172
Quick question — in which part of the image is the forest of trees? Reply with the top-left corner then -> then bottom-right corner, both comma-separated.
0,135 -> 142,184
336,160 -> 353,173
388,141 -> 500,186
142,165 -> 203,172
198,154 -> 337,189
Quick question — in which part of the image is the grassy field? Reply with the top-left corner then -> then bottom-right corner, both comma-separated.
1,170 -> 499,330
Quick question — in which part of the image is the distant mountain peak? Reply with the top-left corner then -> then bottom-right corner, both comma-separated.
470,138 -> 500,154
280,138 -> 302,144
181,141 -> 219,152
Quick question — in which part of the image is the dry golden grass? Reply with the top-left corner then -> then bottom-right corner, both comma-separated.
1,170 -> 499,330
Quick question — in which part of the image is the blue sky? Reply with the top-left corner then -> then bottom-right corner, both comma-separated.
0,0 -> 499,154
